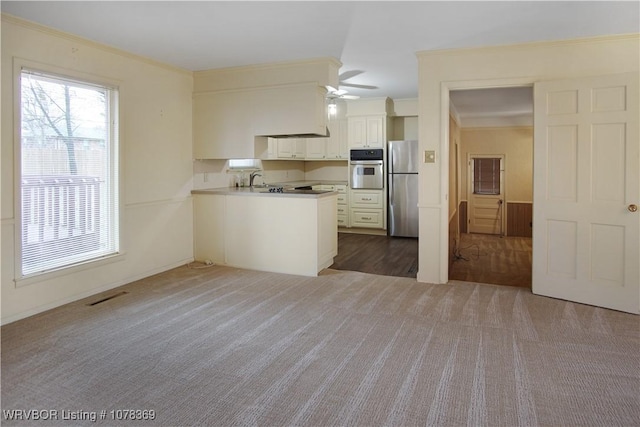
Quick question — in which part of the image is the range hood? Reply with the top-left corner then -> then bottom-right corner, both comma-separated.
266,127 -> 330,139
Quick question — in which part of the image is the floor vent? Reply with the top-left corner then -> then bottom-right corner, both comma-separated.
87,291 -> 129,306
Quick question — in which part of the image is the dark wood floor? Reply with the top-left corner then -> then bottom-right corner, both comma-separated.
331,232 -> 532,288
330,233 -> 418,278
449,233 -> 532,288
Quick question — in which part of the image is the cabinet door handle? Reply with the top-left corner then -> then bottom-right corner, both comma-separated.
362,217 -> 372,220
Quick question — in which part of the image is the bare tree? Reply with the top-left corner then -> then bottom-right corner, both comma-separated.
22,76 -> 79,174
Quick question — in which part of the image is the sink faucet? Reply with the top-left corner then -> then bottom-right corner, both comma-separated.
249,171 -> 262,187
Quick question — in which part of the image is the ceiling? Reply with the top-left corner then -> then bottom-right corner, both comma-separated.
2,1 -> 638,123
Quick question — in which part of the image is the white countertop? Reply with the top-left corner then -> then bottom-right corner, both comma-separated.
191,186 -> 338,199
269,180 -> 348,188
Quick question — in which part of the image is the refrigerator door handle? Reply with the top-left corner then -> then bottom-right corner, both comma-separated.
388,176 -> 394,205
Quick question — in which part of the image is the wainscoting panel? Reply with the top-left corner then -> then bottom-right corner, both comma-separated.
459,201 -> 467,234
507,202 -> 533,237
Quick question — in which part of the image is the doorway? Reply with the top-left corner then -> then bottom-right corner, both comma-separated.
447,87 -> 533,288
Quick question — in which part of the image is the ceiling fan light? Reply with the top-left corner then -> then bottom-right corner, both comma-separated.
328,101 -> 337,117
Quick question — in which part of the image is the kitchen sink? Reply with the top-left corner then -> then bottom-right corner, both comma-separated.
258,188 -> 331,195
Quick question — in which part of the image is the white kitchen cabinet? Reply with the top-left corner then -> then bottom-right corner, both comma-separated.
326,119 -> 349,159
348,115 -> 385,148
267,137 -> 278,159
350,208 -> 384,228
277,138 -> 306,159
306,137 -> 327,159
193,191 -> 337,277
350,190 -> 383,208
349,189 -> 385,229
313,183 -> 349,228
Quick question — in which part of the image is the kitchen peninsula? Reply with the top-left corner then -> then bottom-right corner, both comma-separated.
192,187 -> 338,276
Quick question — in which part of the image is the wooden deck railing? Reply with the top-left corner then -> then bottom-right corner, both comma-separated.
21,175 -> 102,266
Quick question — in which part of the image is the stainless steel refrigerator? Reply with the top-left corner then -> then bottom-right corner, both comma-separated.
388,140 -> 419,237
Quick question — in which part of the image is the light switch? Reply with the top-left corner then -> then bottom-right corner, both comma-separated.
424,150 -> 436,163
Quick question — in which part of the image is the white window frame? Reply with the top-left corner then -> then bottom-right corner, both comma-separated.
13,61 -> 122,286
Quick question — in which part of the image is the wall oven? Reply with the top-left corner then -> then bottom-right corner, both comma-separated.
350,149 -> 384,189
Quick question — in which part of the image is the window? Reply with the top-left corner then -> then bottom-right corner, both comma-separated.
19,69 -> 119,278
473,157 -> 501,195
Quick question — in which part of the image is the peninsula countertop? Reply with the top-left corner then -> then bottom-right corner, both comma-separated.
191,186 -> 338,199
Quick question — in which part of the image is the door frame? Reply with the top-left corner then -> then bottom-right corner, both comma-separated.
442,78 -> 534,283
467,153 -> 506,236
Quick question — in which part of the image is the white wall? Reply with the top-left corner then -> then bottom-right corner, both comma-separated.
1,16 -> 195,323
416,34 -> 640,284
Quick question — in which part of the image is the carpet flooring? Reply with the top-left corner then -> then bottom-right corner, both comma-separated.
2,265 -> 639,426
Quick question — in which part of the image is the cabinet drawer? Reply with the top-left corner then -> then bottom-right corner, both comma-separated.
351,191 -> 383,208
335,185 -> 348,193
337,214 -> 348,227
350,209 -> 384,228
337,194 -> 347,204
337,205 -> 348,215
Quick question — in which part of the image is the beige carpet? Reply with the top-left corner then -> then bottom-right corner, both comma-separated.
2,265 -> 639,426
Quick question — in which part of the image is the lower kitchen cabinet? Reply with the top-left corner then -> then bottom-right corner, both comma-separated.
193,192 -> 337,276
350,208 -> 384,228
349,189 -> 385,229
313,183 -> 349,228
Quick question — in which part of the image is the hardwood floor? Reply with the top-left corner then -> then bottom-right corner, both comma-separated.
330,232 -> 418,278
331,231 -> 532,289
449,233 -> 532,288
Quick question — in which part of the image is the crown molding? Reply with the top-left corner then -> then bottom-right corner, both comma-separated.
1,13 -> 192,76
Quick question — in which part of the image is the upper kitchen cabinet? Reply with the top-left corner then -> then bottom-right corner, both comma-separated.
305,137 -> 327,159
347,116 -> 385,148
325,119 -> 348,159
193,58 -> 341,159
346,98 -> 394,149
278,138 -> 306,159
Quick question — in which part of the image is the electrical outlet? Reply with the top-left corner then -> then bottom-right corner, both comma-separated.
203,172 -> 209,182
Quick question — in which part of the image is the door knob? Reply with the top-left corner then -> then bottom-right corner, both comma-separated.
629,204 -> 638,212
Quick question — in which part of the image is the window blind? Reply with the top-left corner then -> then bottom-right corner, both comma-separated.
473,157 -> 501,195
19,70 -> 119,277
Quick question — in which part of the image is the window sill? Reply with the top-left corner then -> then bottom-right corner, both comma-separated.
14,252 -> 127,288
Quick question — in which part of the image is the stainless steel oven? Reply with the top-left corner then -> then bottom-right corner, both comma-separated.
350,149 -> 384,189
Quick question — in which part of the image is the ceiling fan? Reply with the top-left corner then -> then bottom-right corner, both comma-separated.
325,86 -> 360,100
325,70 -> 379,101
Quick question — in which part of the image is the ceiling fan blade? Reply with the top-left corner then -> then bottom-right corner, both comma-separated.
341,95 -> 360,100
325,85 -> 338,94
340,82 -> 378,90
338,70 -> 364,81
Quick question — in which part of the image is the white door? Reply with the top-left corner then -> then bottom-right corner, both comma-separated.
468,155 -> 505,235
532,72 -> 639,314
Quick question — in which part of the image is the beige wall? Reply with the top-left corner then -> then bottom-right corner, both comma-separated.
1,16 -> 194,323
460,127 -> 533,203
417,34 -> 640,284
